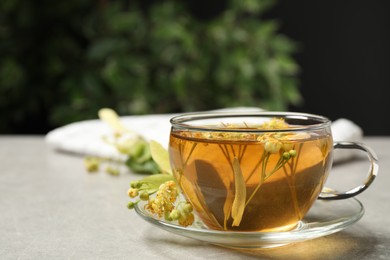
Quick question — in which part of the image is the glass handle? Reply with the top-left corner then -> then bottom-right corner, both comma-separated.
318,142 -> 379,200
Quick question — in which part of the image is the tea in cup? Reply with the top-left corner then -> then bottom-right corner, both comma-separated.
169,112 -> 378,232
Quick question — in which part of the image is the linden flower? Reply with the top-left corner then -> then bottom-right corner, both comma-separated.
84,157 -> 100,172
278,132 -> 310,141
277,132 -> 311,151
145,181 -> 178,218
178,212 -> 195,227
116,137 -> 139,155
105,166 -> 120,176
282,142 -> 294,151
127,188 -> 139,198
256,126 -> 311,155
256,133 -> 272,143
264,138 -> 283,154
259,118 -> 289,130
141,180 -> 195,227
257,134 -> 283,154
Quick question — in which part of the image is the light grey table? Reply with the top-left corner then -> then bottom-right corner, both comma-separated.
0,136 -> 389,260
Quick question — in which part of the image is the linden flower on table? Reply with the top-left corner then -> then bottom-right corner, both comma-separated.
83,108 -> 161,175
127,142 -> 195,227
128,179 -> 195,227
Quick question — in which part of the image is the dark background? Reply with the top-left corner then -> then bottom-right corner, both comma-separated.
1,0 -> 389,135
267,0 -> 390,135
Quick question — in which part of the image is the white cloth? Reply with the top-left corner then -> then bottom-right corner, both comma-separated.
45,109 -> 363,163
331,118 -> 364,162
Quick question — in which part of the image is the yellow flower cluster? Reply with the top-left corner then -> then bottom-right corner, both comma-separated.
257,132 -> 310,154
146,181 -> 178,218
84,157 -> 100,172
143,181 -> 195,227
258,118 -> 289,129
176,118 -> 298,142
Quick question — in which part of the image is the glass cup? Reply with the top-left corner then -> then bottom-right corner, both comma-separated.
168,112 -> 378,232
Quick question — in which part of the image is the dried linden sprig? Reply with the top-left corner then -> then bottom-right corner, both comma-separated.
83,108 -> 160,175
177,117 -> 298,142
127,139 -> 194,227
127,172 -> 195,227
84,157 -> 101,173
144,181 -> 194,227
127,174 -> 174,209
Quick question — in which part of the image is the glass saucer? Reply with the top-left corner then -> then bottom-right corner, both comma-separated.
134,198 -> 364,249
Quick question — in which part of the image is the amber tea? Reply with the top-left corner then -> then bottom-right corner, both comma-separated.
169,116 -> 334,232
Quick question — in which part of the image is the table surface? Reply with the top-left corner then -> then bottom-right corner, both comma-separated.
0,136 -> 389,260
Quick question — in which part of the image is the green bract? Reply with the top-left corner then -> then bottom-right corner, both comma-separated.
98,108 -> 128,134
150,140 -> 172,175
136,174 -> 174,189
231,157 -> 246,227
83,108 -> 165,175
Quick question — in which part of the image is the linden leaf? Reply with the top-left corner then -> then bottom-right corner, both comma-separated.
98,108 -> 129,134
150,140 -> 172,175
231,157 -> 246,227
223,183 -> 235,230
139,174 -> 174,190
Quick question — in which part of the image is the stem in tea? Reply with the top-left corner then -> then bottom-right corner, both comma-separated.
229,145 -> 237,158
245,153 -> 266,183
177,142 -> 197,186
244,153 -> 269,207
292,143 -> 303,175
219,144 -> 232,169
284,163 -> 302,220
245,152 -> 292,207
184,143 -> 198,166
238,144 -> 247,163
282,143 -> 303,220
218,144 -> 229,159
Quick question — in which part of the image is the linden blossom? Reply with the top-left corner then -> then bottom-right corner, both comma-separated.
126,142 -> 195,227
181,118 -> 311,144
144,181 -> 195,227
84,108 -> 161,175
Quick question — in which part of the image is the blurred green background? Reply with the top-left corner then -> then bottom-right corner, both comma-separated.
0,0 -> 301,134
1,0 -> 389,135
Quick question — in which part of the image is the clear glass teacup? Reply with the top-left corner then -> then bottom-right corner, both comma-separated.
168,112 -> 378,232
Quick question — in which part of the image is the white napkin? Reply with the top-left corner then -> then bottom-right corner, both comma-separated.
331,118 -> 364,162
45,114 -> 174,159
45,109 -> 363,163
